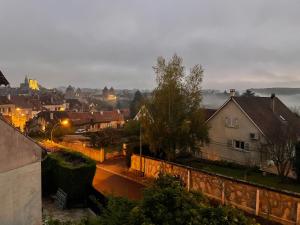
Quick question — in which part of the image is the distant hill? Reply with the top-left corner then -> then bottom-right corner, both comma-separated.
250,88 -> 300,95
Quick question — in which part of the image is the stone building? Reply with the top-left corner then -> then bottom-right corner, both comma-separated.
0,115 -> 42,225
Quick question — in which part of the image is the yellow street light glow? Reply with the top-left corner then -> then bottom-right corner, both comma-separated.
61,119 -> 69,126
16,108 -> 21,111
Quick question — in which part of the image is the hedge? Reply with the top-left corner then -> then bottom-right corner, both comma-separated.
42,149 -> 96,207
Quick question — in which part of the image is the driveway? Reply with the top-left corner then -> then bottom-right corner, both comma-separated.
93,167 -> 145,200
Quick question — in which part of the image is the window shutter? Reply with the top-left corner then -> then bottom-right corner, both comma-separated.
227,139 -> 233,148
245,143 -> 250,151
234,118 -> 239,128
225,117 -> 229,127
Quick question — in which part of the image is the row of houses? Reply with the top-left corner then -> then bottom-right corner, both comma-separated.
30,109 -> 128,134
0,94 -> 68,131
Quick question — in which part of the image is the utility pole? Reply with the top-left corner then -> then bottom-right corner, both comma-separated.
139,123 -> 143,176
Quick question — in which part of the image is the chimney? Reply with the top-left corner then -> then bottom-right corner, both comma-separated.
230,89 -> 236,97
271,93 -> 276,112
7,94 -> 11,100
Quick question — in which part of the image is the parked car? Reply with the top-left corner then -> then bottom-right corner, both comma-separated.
75,128 -> 86,134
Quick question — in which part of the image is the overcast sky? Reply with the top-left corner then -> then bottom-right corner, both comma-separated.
1,0 -> 300,90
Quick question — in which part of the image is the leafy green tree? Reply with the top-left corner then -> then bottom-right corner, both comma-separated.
97,197 -> 137,225
143,54 -> 209,160
124,120 -> 140,137
130,90 -> 144,118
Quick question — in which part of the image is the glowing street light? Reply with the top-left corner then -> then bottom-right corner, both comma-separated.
61,119 -> 69,126
50,119 -> 69,142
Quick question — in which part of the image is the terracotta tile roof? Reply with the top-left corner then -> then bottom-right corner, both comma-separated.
120,108 -> 130,119
38,110 -> 124,126
10,96 -> 33,109
92,110 -> 124,123
37,111 -> 69,122
233,96 -> 300,141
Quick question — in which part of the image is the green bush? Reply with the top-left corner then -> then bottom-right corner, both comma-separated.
95,173 -> 257,225
42,150 -> 96,206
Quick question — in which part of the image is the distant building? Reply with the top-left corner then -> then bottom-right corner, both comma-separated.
0,95 -> 15,119
102,86 -> 117,102
0,115 -> 42,225
35,110 -> 125,133
40,94 -> 68,111
19,76 -> 39,94
65,85 -> 76,99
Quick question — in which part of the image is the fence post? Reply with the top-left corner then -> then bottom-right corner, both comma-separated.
187,169 -> 191,192
255,189 -> 260,216
296,202 -> 300,224
221,181 -> 225,205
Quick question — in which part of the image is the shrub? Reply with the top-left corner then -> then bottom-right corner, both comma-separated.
95,173 -> 257,225
42,150 -> 96,206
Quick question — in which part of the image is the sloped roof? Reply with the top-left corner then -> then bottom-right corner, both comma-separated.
232,96 -> 300,141
37,110 -> 124,126
92,110 -> 124,123
203,108 -> 217,121
10,95 -> 43,110
0,70 -> 9,86
0,96 -> 13,105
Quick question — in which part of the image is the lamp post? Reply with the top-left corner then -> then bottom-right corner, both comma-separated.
50,119 -> 69,142
139,122 -> 143,175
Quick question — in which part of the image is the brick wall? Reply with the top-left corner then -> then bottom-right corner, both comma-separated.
131,154 -> 300,225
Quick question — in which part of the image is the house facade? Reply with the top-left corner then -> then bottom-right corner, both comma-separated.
201,92 -> 300,167
34,110 -> 125,133
0,115 -> 42,225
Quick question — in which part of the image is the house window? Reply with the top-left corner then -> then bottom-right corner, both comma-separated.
225,117 -> 239,128
235,140 -> 245,150
234,140 -> 249,151
227,139 -> 249,151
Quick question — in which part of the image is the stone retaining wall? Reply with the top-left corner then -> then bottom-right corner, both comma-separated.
59,142 -> 123,162
131,154 -> 300,225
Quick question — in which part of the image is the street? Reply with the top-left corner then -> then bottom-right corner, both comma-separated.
93,167 -> 145,200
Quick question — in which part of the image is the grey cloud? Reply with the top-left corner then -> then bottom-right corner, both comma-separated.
0,0 -> 300,89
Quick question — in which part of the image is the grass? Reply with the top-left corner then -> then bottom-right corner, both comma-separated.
182,160 -> 300,194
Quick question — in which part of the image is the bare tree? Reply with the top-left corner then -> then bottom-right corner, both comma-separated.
264,123 -> 298,179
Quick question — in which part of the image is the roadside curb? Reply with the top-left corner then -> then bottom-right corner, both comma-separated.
96,165 -> 147,186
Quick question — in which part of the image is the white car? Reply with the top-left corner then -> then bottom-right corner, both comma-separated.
75,128 -> 86,134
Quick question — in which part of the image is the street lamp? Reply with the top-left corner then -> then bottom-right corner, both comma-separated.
50,119 -> 69,142
139,122 -> 143,175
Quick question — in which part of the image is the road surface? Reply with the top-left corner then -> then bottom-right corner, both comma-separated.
93,167 -> 145,200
